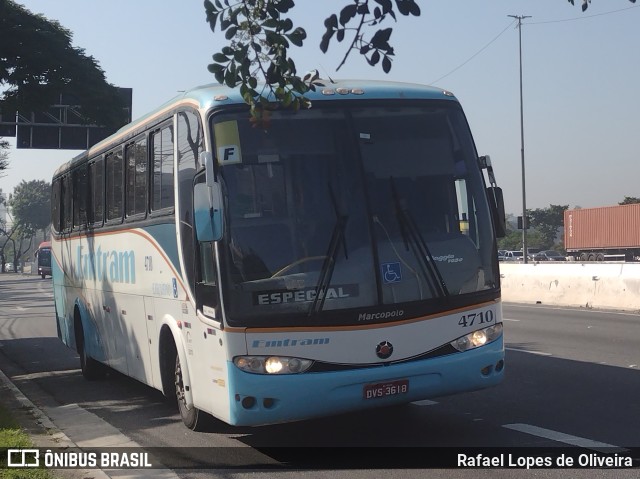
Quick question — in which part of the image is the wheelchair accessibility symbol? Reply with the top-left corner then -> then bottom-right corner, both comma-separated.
381,262 -> 402,284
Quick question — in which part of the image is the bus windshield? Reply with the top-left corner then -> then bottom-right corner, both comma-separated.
38,248 -> 51,267
211,103 -> 497,327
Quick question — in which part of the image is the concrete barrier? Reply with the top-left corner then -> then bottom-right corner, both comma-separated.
499,262 -> 640,312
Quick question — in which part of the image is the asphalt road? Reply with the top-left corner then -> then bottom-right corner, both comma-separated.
0,274 -> 639,478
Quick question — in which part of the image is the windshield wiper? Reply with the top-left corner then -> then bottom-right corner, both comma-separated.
390,177 -> 449,298
308,184 -> 349,316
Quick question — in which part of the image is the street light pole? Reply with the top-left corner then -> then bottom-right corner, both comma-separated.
508,14 -> 531,263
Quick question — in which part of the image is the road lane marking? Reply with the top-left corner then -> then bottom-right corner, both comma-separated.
503,423 -> 628,453
504,303 -> 640,317
12,370 -> 81,381
503,318 -> 521,322
506,347 -> 552,356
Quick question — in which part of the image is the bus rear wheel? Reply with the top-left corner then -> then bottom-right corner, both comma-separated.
174,352 -> 213,431
76,320 -> 105,381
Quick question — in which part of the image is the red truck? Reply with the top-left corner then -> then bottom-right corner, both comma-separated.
564,203 -> 640,261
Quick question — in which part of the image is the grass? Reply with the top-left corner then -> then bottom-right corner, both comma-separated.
0,402 -> 53,479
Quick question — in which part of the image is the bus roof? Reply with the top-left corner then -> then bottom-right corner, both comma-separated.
54,80 -> 458,177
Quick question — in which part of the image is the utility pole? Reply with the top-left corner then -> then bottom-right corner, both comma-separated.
508,14 -> 531,263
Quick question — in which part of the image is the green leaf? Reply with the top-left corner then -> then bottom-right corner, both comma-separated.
282,91 -> 292,107
357,4 -> 370,15
207,63 -> 224,73
263,19 -> 279,28
369,50 -> 380,66
320,30 -> 334,53
212,52 -> 228,63
281,18 -> 294,32
382,55 -> 392,73
324,14 -> 338,29
225,26 -> 238,40
375,0 -> 392,14
371,28 -> 392,48
286,31 -> 304,47
339,4 -> 357,26
233,48 -> 245,62
224,70 -> 236,88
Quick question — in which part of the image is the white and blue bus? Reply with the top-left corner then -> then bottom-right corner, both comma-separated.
51,80 -> 506,429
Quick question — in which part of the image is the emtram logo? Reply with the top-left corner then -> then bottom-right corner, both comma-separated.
7,449 -> 40,467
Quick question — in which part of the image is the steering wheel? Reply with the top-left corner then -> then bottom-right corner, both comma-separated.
271,256 -> 329,278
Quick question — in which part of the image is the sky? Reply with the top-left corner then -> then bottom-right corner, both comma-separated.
1,0 -> 639,216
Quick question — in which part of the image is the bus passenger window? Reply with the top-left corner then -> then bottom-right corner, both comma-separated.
152,125 -> 175,211
88,158 -> 104,226
106,150 -> 124,222
126,138 -> 148,217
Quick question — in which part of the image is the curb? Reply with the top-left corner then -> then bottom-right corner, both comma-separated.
0,368 -> 178,479
0,367 -> 111,479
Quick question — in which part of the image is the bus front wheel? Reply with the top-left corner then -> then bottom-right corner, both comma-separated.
174,351 -> 213,431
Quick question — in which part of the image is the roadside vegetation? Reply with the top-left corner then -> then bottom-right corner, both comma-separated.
0,402 -> 52,479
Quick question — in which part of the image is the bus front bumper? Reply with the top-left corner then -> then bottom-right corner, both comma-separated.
225,337 -> 504,426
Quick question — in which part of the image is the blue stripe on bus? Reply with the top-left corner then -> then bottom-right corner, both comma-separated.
225,337 -> 504,426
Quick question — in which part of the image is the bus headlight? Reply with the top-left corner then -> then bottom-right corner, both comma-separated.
234,356 -> 313,374
451,323 -> 503,352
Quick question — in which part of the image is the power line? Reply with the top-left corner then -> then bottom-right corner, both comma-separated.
428,4 -> 639,86
429,19 -> 516,86
530,4 -> 639,25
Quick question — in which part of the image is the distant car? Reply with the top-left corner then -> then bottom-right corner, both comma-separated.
503,251 -> 524,262
498,250 -> 508,261
533,250 -> 567,262
5,262 -> 13,272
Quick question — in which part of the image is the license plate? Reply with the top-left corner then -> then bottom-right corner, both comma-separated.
363,379 -> 409,399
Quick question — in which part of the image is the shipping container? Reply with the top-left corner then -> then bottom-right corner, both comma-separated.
564,203 -> 640,261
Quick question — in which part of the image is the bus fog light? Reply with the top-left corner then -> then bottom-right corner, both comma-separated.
451,323 -> 503,352
241,396 -> 256,409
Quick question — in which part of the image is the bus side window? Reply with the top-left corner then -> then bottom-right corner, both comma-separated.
200,243 -> 217,285
51,178 -> 62,233
151,124 -> 175,211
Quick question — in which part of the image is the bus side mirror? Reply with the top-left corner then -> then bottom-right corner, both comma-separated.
194,181 -> 223,242
487,186 -> 507,238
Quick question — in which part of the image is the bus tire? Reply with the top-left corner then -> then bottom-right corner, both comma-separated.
75,313 -> 105,381
173,349 -> 213,431
55,304 -> 61,340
